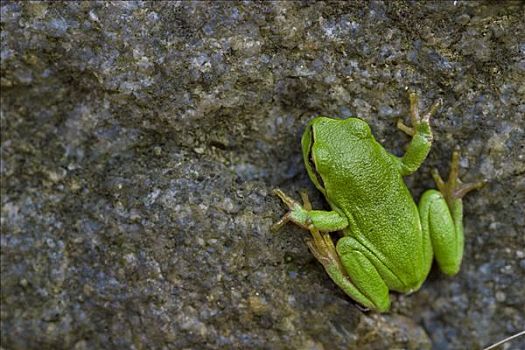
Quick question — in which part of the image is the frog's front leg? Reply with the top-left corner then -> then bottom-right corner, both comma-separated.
273,189 -> 386,311
419,148 -> 487,275
395,92 -> 442,175
272,189 -> 348,232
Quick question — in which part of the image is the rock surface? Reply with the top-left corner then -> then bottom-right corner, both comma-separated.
1,1 -> 524,349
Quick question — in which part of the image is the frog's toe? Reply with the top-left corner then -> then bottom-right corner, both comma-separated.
396,119 -> 415,136
431,150 -> 487,201
273,188 -> 298,209
421,98 -> 442,123
271,212 -> 291,232
454,178 -> 488,199
299,190 -> 313,210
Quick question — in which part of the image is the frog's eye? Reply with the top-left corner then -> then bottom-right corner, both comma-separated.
310,161 -> 326,191
308,133 -> 326,190
348,118 -> 371,139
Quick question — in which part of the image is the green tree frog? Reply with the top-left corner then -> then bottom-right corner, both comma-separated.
273,93 -> 486,312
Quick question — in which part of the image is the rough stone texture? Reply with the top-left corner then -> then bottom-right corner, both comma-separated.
1,1 -> 524,349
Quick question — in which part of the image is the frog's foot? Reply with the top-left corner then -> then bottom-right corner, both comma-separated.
272,189 -> 344,271
305,228 -> 344,278
397,92 -> 442,136
272,188 -> 323,232
431,146 -> 487,205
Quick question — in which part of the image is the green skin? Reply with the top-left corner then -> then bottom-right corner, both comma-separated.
273,93 -> 485,312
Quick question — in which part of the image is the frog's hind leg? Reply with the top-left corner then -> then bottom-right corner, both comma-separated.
334,237 -> 391,312
419,148 -> 486,275
306,231 -> 390,311
419,190 -> 459,275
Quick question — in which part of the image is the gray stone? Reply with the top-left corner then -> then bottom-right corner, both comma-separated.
1,1 -> 524,349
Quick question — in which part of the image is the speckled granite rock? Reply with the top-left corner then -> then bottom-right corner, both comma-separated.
1,1 -> 524,349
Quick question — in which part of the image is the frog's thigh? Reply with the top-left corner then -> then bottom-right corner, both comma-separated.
419,189 -> 462,276
336,237 -> 390,312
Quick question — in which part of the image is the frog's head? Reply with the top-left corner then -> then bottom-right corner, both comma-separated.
301,116 -> 375,195
308,117 -> 372,142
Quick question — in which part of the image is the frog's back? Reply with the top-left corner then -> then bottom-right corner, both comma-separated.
318,132 -> 432,291
346,174 -> 431,292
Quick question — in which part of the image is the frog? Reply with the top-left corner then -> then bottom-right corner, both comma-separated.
272,92 -> 486,312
